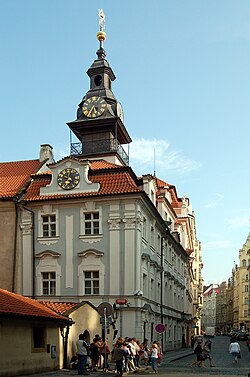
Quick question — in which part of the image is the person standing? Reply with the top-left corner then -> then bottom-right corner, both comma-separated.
229,338 -> 241,363
203,340 -> 214,367
76,333 -> 90,375
151,342 -> 159,373
112,341 -> 126,376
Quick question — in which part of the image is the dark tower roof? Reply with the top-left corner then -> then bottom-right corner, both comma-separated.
67,10 -> 131,166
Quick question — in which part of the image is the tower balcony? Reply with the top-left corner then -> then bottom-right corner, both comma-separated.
70,139 -> 129,166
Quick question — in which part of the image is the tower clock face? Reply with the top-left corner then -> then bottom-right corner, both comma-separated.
82,96 -> 107,118
57,168 -> 80,190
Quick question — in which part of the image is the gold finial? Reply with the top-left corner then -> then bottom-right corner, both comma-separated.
97,9 -> 106,45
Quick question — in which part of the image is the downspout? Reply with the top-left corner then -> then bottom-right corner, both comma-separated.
12,200 -> 19,292
160,236 -> 164,352
21,205 -> 35,298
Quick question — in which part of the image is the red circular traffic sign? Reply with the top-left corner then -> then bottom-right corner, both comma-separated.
155,324 -> 166,333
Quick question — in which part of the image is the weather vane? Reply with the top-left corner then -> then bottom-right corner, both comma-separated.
97,9 -> 106,50
98,9 -> 105,31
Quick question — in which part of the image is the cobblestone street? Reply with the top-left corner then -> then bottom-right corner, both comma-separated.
20,336 -> 250,377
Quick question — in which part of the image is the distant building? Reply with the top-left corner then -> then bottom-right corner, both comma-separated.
201,284 -> 219,332
232,232 -> 250,332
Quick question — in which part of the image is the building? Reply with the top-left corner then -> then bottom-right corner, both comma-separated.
215,281 -> 228,334
201,284 -> 219,333
232,232 -> 250,332
0,288 -> 70,376
0,13 -> 203,351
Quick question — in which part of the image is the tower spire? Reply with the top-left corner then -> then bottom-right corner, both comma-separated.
97,9 -> 106,59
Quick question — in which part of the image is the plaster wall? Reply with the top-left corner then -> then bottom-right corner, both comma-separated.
0,318 -> 61,377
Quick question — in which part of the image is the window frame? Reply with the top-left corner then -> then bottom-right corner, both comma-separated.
84,270 -> 100,295
41,271 -> 56,296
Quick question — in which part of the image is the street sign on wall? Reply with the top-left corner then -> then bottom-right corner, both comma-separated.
155,323 -> 166,333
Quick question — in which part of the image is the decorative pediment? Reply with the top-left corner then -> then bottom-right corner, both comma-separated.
40,158 -> 100,196
78,249 -> 104,258
35,250 -> 61,258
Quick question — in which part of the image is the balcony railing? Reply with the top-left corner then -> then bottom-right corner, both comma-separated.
70,139 -> 129,166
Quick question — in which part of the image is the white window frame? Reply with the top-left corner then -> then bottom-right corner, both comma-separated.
84,271 -> 100,295
38,206 -> 59,241
80,204 -> 102,242
41,271 -> 56,295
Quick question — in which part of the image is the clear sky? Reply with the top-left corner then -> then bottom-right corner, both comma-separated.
1,0 -> 249,284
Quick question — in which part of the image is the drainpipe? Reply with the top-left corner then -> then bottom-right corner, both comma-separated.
160,235 -> 167,352
12,200 -> 19,292
21,205 -> 35,298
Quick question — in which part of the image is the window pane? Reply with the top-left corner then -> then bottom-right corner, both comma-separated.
50,272 -> 56,279
85,213 -> 91,220
43,216 -> 48,223
93,213 -> 99,219
85,272 -> 91,279
93,272 -> 99,278
93,287 -> 99,294
85,287 -> 91,294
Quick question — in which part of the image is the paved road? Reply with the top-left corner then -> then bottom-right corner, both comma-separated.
165,335 -> 250,376
20,336 -> 250,377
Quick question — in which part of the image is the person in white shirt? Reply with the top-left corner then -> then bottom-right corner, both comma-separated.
76,334 -> 90,375
229,339 -> 241,363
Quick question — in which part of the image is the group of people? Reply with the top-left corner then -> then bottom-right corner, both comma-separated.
112,337 -> 162,374
190,337 -> 214,368
190,333 -> 243,368
74,333 -> 163,375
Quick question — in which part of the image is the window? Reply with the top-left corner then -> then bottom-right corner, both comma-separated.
42,215 -> 56,237
242,259 -> 246,267
84,212 -> 100,235
142,217 -> 147,239
245,285 -> 249,292
150,224 -> 155,247
33,327 -> 45,349
42,272 -> 56,295
84,271 -> 99,294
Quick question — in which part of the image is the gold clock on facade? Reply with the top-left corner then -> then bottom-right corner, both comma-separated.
57,168 -> 80,190
82,96 -> 107,118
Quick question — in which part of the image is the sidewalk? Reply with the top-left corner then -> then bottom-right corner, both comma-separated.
20,348 -> 193,377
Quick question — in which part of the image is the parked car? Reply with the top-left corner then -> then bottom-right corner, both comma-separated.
236,332 -> 248,341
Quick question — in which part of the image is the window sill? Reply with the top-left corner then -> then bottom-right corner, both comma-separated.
79,234 -> 103,244
37,237 -> 60,245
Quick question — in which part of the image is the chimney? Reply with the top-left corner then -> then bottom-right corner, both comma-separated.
39,144 -> 54,164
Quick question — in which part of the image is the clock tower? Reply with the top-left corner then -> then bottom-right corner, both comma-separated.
67,9 -> 132,166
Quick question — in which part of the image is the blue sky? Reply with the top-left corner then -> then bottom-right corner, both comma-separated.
1,0 -> 249,284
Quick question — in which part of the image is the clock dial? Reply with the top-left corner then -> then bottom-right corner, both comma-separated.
57,168 -> 80,190
82,96 -> 107,118
116,102 -> 124,123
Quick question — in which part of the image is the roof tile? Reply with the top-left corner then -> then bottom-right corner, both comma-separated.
0,288 -> 69,322
0,159 -> 42,198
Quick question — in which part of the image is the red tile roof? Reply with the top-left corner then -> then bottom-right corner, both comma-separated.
41,301 -> 78,315
0,159 -> 43,199
0,288 -> 69,322
24,164 -> 141,202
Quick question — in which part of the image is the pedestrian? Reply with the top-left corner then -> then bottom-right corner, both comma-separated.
203,340 -> 214,367
150,341 -> 159,373
112,341 -> 126,376
76,333 -> 90,375
100,338 -> 111,371
89,336 -> 101,371
229,338 -> 241,363
141,339 -> 150,365
190,342 -> 205,368
182,334 -> 186,348
191,335 -> 195,349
